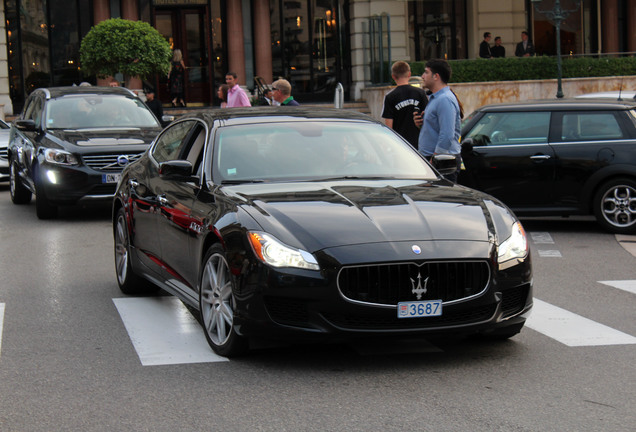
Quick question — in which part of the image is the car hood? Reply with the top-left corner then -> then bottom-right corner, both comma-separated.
225,180 -> 510,253
46,128 -> 160,148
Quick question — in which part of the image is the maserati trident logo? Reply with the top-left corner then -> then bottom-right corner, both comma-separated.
117,155 -> 130,167
411,245 -> 421,254
410,273 -> 429,300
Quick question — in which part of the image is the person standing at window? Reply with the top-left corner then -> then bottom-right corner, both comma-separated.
381,61 -> 428,150
515,31 -> 535,57
168,49 -> 186,107
492,36 -> 506,58
479,32 -> 493,58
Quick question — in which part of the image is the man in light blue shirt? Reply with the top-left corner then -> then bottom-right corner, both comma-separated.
415,59 -> 462,181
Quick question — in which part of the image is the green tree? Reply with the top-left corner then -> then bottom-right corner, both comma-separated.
80,18 -> 171,80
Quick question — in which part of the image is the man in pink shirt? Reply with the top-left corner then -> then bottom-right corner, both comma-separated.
225,72 -> 252,107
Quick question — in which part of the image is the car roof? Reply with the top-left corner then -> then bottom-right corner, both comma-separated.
474,98 -> 636,112
32,86 -> 138,100
177,106 -> 380,126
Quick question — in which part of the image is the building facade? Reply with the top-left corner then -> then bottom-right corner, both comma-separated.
1,0 -> 634,116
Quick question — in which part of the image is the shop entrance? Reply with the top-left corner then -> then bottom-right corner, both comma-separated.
154,7 -> 211,106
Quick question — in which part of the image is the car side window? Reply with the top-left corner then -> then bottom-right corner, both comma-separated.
560,112 -> 624,141
24,96 -> 44,127
151,120 -> 197,163
465,112 -> 550,146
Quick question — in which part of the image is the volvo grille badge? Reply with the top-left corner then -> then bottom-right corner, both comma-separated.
117,155 -> 130,167
410,273 -> 428,300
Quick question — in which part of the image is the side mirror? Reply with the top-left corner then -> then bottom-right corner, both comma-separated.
161,115 -> 175,126
159,160 -> 197,182
14,119 -> 37,132
432,154 -> 457,177
461,137 -> 474,152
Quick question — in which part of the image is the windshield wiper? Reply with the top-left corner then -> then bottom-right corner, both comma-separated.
221,179 -> 266,185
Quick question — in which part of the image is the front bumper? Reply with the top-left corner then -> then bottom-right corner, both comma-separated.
37,162 -> 120,204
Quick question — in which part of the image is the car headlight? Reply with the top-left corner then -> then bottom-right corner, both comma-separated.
44,148 -> 78,165
248,231 -> 320,270
497,222 -> 528,269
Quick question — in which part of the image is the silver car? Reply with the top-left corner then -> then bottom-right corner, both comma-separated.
0,119 -> 10,181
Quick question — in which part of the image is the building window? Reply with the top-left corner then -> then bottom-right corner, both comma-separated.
409,0 -> 467,61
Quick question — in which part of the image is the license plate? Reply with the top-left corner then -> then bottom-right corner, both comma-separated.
102,173 -> 121,184
397,300 -> 442,318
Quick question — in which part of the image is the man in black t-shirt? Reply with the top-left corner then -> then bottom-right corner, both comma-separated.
381,61 -> 428,149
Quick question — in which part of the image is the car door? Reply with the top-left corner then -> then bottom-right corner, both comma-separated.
459,110 -> 556,210
154,120 -> 208,301
549,110 -> 633,210
130,120 -> 198,276
13,93 -> 45,186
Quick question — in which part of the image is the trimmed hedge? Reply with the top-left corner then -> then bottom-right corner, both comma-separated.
408,56 -> 636,84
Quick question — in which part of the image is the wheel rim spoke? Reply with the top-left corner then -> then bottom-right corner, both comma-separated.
602,186 -> 636,227
201,252 -> 234,346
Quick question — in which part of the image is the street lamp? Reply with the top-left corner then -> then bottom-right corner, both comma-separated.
530,0 -> 581,98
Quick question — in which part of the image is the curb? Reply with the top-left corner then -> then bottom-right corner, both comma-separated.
616,235 -> 636,258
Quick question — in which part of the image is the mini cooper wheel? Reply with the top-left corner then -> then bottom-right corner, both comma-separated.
199,244 -> 248,357
9,161 -> 32,204
593,178 -> 636,234
114,208 -> 158,295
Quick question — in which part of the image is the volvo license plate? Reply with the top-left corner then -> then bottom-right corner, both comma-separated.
102,173 -> 121,184
397,300 -> 442,318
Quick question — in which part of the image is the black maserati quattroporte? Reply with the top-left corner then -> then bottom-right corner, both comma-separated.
113,107 -> 533,356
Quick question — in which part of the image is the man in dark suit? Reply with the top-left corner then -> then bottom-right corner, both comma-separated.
479,32 -> 492,58
515,31 -> 535,57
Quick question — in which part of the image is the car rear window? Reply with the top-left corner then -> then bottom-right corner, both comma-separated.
560,112 -> 624,141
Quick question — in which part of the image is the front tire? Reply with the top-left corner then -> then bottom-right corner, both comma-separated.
593,178 -> 636,234
9,161 -> 32,204
114,208 -> 158,295
199,244 -> 248,357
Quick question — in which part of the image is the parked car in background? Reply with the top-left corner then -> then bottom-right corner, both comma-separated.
113,107 -> 532,356
8,86 -> 163,219
576,91 -> 636,101
0,119 -> 10,182
459,99 -> 636,234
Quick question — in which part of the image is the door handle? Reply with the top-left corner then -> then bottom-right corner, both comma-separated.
129,179 -> 139,188
530,155 -> 551,161
157,195 -> 169,206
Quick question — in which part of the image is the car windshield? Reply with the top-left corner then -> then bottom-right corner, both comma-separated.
45,94 -> 160,129
214,121 -> 438,183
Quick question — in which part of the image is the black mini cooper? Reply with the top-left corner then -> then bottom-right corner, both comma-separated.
8,86 -> 163,219
460,99 -> 636,234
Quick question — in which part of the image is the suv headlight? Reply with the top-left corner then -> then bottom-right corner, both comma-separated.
44,148 -> 78,165
248,231 -> 320,270
498,222 -> 528,270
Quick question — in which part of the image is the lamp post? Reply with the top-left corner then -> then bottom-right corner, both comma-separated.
530,0 -> 581,98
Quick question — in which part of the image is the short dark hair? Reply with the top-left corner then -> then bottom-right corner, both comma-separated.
484,32 -> 491,39
225,71 -> 238,79
495,36 -> 501,42
522,31 -> 529,37
425,58 -> 452,84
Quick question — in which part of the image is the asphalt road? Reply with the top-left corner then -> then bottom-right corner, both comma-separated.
0,185 -> 634,432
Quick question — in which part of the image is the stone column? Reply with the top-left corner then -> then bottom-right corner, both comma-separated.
121,0 -> 142,91
0,7 -> 12,116
93,0 -> 112,86
602,0 -> 619,54
628,0 -> 636,53
253,0 -> 272,84
226,0 -> 246,84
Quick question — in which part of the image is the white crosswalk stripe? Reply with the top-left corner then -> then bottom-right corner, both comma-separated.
598,280 -> 636,295
0,303 -> 4,358
113,297 -> 228,366
526,298 -> 636,346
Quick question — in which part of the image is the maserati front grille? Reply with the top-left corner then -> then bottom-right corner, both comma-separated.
338,261 -> 491,306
